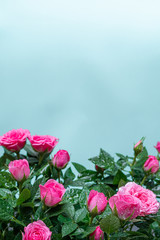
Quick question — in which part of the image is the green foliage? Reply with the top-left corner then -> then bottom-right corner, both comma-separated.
0,137 -> 159,239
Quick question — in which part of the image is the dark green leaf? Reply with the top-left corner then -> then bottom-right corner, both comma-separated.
74,207 -> 87,223
72,162 -> 86,173
100,214 -> 120,234
113,169 -> 127,185
0,199 -> 13,221
17,189 -> 31,205
62,222 -> 78,237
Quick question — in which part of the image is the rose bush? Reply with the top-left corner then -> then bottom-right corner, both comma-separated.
0,130 -> 159,240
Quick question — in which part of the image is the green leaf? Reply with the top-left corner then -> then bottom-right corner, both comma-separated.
74,207 -> 87,223
14,233 -> 22,240
0,188 -> 12,198
24,144 -> 38,157
100,214 -> 120,234
0,199 -> 13,221
80,226 -> 96,238
79,187 -> 90,208
89,149 -> 116,174
34,202 -> 43,220
30,177 -> 45,201
0,171 -> 16,189
58,215 -> 72,223
62,222 -> 78,237
72,162 -> 86,173
113,169 -> 127,185
11,218 -> 25,227
64,167 -> 75,180
17,189 -> 31,206
21,202 -> 34,208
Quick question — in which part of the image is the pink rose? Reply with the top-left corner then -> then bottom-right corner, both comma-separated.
22,220 -> 52,240
154,141 -> 160,153
39,179 -> 66,207
52,150 -> 70,169
9,159 -> 30,182
134,140 -> 142,149
28,135 -> 58,153
109,194 -> 141,220
87,190 -> 108,216
144,155 -> 159,173
89,226 -> 104,240
0,128 -> 30,152
118,182 -> 160,216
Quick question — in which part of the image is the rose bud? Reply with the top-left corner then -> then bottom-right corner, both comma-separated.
144,155 -> 159,174
109,194 -> 141,220
154,141 -> 160,153
87,190 -> 108,216
89,226 -> 104,240
22,220 -> 52,240
28,135 -> 58,153
134,140 -> 143,156
9,159 -> 30,182
52,150 -> 70,169
95,165 -> 105,174
39,179 -> 66,207
0,128 -> 30,152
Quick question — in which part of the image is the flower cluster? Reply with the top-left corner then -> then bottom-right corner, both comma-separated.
0,130 -> 159,240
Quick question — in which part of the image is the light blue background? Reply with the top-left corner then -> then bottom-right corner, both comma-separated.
0,1 -> 160,168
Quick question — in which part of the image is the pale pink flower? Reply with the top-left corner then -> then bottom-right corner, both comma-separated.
109,194 -> 141,220
118,182 -> 160,216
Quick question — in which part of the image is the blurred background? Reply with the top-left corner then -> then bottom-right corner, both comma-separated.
0,0 -> 160,169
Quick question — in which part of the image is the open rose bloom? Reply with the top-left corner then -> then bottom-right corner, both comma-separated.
89,226 -> 104,240
112,182 -> 160,217
9,159 -> 30,182
144,155 -> 159,173
0,128 -> 30,152
22,220 -> 52,240
109,193 -> 141,220
28,135 -> 58,153
39,179 -> 66,207
87,190 -> 108,216
52,150 -> 70,169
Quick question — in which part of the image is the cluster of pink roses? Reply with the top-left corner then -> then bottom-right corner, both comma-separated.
0,128 -> 58,153
0,128 -> 71,182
